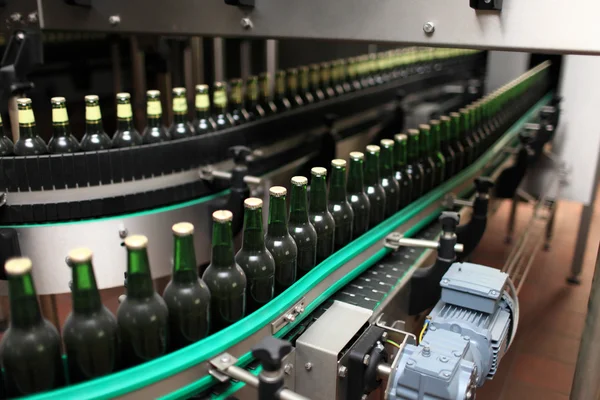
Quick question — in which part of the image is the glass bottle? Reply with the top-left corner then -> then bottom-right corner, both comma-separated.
393,133 -> 412,208
309,64 -> 326,102
48,97 -> 80,153
229,78 -> 250,125
235,198 -> 276,313
347,152 -> 371,237
265,186 -> 298,295
117,235 -> 169,367
380,139 -> 401,217
202,210 -> 247,332
328,159 -> 354,250
288,176 -> 318,278
298,66 -> 315,105
364,145 -> 386,227
142,90 -> 170,144
169,87 -> 195,139
331,60 -> 345,96
81,94 -> 112,150
213,82 -> 234,130
406,129 -> 424,200
259,73 -> 278,115
429,120 -> 446,186
245,76 -> 265,121
63,248 -> 119,383
418,124 -> 436,193
0,257 -> 65,396
13,97 -> 48,155
286,68 -> 304,108
274,70 -> 292,112
112,92 -> 143,147
308,167 -> 336,263
458,108 -> 475,167
320,62 -> 335,99
194,84 -> 216,134
448,112 -> 465,172
347,57 -> 362,91
439,116 -> 457,180
0,113 -> 13,156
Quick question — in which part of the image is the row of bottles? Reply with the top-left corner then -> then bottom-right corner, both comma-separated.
0,62 -> 550,397
0,47 -> 480,156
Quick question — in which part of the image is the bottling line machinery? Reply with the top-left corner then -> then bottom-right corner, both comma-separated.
0,1 -> 598,400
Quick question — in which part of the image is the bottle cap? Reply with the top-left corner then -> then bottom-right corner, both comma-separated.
116,92 -> 131,99
213,210 -> 233,223
68,247 -> 93,263
440,115 -> 451,122
291,176 -> 308,186
5,257 -> 32,276
213,81 -> 225,89
269,186 -> 287,197
366,144 -> 380,153
459,108 -> 467,113
450,112 -> 460,118
244,197 -> 263,210
407,129 -> 419,136
419,124 -> 430,130
85,94 -> 99,102
146,90 -> 161,97
311,167 -> 327,177
172,222 -> 194,236
16,98 -> 32,106
195,84 -> 209,92
51,97 -> 66,104
394,133 -> 407,142
349,151 -> 364,160
173,87 -> 186,96
380,139 -> 394,147
331,159 -> 346,168
124,235 -> 148,250
430,119 -> 440,125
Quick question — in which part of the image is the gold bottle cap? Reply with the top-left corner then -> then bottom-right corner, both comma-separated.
116,92 -> 131,99
269,186 -> 287,197
440,116 -> 451,122
244,197 -> 263,210
380,139 -> 394,147
85,94 -> 99,102
172,222 -> 194,236
68,247 -> 93,263
408,129 -> 419,136
17,97 -> 32,106
350,151 -> 364,160
5,257 -> 32,276
331,159 -> 346,168
419,124 -> 430,130
291,176 -> 308,186
213,210 -> 233,223
394,133 -> 407,142
366,144 -> 380,153
124,235 -> 148,250
430,119 -> 440,125
311,167 -> 327,177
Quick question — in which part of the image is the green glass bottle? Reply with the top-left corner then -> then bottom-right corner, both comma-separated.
169,87 -> 194,139
429,120 -> 446,185
0,113 -> 13,156
202,210 -> 247,332
393,133 -> 412,208
112,92 -> 143,147
213,82 -> 234,130
320,62 -> 336,99
245,76 -> 265,121
309,64 -> 326,102
63,248 -> 119,383
1,258 -> 65,396
418,124 -> 436,193
329,159 -> 354,250
466,105 -> 482,158
331,60 -> 345,96
118,235 -> 169,367
364,145 -> 386,227
347,57 -> 362,91
13,98 -> 48,155
194,84 -> 216,134
229,78 -> 250,125
274,70 -> 292,112
308,167 -> 336,263
458,108 -> 475,166
265,186 -> 298,295
347,152 -> 370,237
286,68 -> 304,108
48,97 -> 80,153
298,66 -> 315,105
288,176 -> 318,278
259,73 -> 278,115
163,223 -> 211,351
337,59 -> 352,93
449,112 -> 465,172
142,90 -> 170,144
439,116 -> 457,180
379,139 -> 401,217
81,95 -> 112,150
406,129 -> 424,200
235,198 -> 276,313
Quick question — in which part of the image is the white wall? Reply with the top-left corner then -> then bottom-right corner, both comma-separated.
485,51 -> 529,93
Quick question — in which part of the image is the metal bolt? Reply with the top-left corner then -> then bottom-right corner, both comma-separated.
363,354 -> 371,365
338,365 -> 347,378
361,395 -> 368,400
453,350 -> 462,357
423,22 -> 435,34
294,304 -> 305,314
442,371 -> 451,378
439,356 -> 448,363
221,355 -> 230,363
108,15 -> 121,26
27,12 -> 38,24
407,359 -> 415,366
9,13 -> 22,23
304,362 -> 313,371
240,17 -> 253,30
429,325 -> 437,331
422,346 -> 431,357
463,335 -> 470,341
381,332 -> 388,341
284,363 -> 293,375
284,313 -> 296,323
442,279 -> 450,284
118,227 -> 128,239
489,290 -> 498,296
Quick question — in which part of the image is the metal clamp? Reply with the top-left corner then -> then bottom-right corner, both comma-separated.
199,166 -> 262,185
384,232 -> 463,253
271,297 -> 305,334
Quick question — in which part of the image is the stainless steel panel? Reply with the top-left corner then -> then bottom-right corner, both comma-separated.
295,301 -> 373,400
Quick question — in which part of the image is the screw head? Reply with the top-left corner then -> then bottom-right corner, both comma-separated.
363,354 -> 371,365
423,22 -> 435,34
422,346 -> 431,357
108,15 -> 121,26
489,290 -> 498,296
429,325 -> 437,331
284,363 -> 293,375
221,355 -> 230,363
442,371 -> 451,378
305,362 -> 313,371
439,356 -> 449,363
119,227 -> 129,239
240,17 -> 253,30
285,313 -> 296,323
407,359 -> 415,366
442,279 -> 450,284
338,365 -> 347,378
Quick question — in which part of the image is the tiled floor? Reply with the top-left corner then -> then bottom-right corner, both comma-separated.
472,191 -> 600,400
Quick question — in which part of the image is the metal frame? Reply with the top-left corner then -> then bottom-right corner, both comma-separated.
3,0 -> 600,54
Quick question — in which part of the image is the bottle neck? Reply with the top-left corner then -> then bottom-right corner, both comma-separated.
364,152 -> 381,185
52,122 -> 71,138
241,208 -> 266,251
329,166 -> 347,202
72,261 -> 103,314
8,272 -> 42,329
431,125 -> 441,153
380,147 -> 395,177
213,90 -> 228,115
173,96 -> 188,123
309,175 -> 328,212
440,121 -> 450,146
211,221 -> 236,269
451,118 -> 460,141
460,113 -> 469,139
267,196 -> 289,237
275,75 -> 286,100
118,117 -> 134,132
19,123 -> 37,138
289,184 -> 310,224
147,114 -> 162,128
408,136 -> 419,163
195,93 -> 211,119
172,234 -> 198,283
260,79 -> 271,102
117,102 -> 134,131
126,248 -> 155,299
419,131 -> 430,158
394,142 -> 407,169
287,76 -> 298,97
230,87 -> 243,110
347,159 -> 365,194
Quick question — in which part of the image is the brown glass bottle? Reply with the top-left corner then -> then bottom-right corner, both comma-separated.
0,113 -> 13,156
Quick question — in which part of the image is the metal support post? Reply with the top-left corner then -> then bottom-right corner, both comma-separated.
266,39 -> 278,95
129,36 -> 146,132
240,39 -> 252,79
213,37 -> 225,82
505,194 -> 518,244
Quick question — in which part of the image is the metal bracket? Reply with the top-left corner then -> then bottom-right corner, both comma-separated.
271,297 -> 305,334
208,353 -> 239,383
384,232 -> 463,253
198,166 -> 262,185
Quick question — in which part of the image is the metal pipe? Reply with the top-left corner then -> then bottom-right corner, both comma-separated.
570,243 -> 600,400
225,366 -> 309,400
515,232 -> 545,294
397,237 -> 463,253
213,37 -> 225,82
111,38 -> 123,94
8,96 -> 18,142
377,363 -> 392,379
266,39 -> 278,95
129,36 -> 146,132
454,199 -> 473,207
